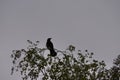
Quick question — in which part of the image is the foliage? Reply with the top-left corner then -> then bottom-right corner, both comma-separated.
11,40 -> 120,80
109,54 -> 120,80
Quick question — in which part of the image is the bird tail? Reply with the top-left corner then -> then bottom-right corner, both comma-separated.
50,49 -> 57,57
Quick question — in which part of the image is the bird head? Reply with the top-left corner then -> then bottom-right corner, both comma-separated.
47,38 -> 52,41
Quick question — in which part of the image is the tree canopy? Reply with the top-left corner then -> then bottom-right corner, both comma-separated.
11,40 -> 120,80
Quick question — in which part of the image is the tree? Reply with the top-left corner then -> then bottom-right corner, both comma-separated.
108,54 -> 120,80
11,40 -> 119,80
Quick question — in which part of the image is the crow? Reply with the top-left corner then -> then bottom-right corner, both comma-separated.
46,38 -> 57,57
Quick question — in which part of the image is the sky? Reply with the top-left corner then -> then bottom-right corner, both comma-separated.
0,0 -> 120,80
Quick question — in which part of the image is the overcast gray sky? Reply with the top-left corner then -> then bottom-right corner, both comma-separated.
0,0 -> 120,80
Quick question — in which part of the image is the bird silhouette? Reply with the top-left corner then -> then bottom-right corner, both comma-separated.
46,38 -> 57,57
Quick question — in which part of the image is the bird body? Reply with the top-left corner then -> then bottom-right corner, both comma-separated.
46,38 -> 54,50
46,38 -> 57,57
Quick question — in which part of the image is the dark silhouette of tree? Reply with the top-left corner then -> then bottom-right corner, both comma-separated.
114,54 -> 120,68
46,38 -> 57,57
11,40 -> 120,80
109,54 -> 120,80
